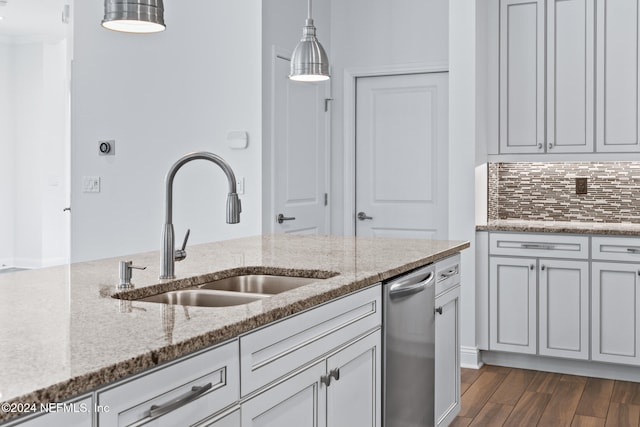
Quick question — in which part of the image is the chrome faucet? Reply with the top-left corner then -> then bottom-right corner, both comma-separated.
160,152 -> 241,279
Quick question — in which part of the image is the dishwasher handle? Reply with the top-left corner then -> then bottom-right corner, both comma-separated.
389,271 -> 435,299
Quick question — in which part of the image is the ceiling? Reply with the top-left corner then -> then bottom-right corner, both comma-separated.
0,0 -> 69,41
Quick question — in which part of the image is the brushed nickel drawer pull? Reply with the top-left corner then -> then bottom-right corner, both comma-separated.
627,248 -> 640,254
520,243 -> 556,250
149,382 -> 212,418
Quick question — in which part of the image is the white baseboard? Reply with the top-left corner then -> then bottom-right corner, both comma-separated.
482,350 -> 640,382
460,346 -> 484,369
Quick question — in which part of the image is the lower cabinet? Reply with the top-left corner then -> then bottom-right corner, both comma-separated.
489,254 -> 589,358
435,285 -> 460,427
242,330 -> 381,427
539,259 -> 589,360
592,262 -> 640,365
434,253 -> 462,427
490,256 -> 537,354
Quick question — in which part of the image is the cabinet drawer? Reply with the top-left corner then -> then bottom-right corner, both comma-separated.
489,233 -> 589,259
436,254 -> 461,297
98,339 -> 239,427
240,284 -> 381,396
592,236 -> 640,262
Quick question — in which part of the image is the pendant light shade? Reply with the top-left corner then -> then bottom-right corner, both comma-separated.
289,0 -> 330,82
102,0 -> 166,34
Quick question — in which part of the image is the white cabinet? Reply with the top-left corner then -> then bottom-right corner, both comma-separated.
539,259 -> 589,359
196,409 -> 241,427
498,0 -> 640,154
596,0 -> 640,152
592,237 -> 640,365
435,255 -> 461,427
499,0 -> 545,154
490,256 -> 538,353
241,361 -> 327,427
489,233 -> 589,359
97,339 -> 239,427
4,397 -> 92,427
241,285 -> 382,427
547,0 -> 595,153
242,331 -> 381,427
325,331 -> 381,427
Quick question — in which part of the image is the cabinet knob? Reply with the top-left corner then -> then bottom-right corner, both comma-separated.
541,264 -> 546,271
548,143 -> 554,149
435,306 -> 443,315
537,143 -> 543,149
530,264 -> 535,270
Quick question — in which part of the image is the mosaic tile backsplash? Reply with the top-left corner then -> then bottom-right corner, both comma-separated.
488,162 -> 640,223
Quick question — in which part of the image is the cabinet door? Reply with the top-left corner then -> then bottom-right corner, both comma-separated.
435,286 -> 460,427
197,409 -> 241,427
499,0 -> 545,154
539,259 -> 589,359
490,257 -> 537,354
596,0 -> 640,152
592,262 -> 640,365
326,330 -> 381,427
241,361 -> 326,427
547,0 -> 594,153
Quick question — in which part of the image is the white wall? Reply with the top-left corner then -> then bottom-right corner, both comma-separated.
329,0 -> 449,234
71,0 -> 262,262
0,42 -> 14,266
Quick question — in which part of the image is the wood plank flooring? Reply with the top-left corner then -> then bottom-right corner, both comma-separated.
452,365 -> 640,427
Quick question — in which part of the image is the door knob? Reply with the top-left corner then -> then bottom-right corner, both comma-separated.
357,211 -> 373,221
277,213 -> 296,224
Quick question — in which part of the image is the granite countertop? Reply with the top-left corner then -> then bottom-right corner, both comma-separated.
476,220 -> 640,236
0,234 -> 469,423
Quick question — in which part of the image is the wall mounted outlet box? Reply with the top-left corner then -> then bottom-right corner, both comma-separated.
227,131 -> 248,149
575,177 -> 588,195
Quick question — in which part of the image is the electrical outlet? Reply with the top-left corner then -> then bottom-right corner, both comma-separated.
82,176 -> 101,193
575,177 -> 588,195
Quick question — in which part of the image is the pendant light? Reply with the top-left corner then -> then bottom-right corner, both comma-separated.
102,0 -> 166,34
289,0 -> 330,82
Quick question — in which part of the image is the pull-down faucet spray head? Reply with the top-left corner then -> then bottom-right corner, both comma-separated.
160,151 -> 242,279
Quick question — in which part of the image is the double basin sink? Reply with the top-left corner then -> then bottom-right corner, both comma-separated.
132,274 -> 324,308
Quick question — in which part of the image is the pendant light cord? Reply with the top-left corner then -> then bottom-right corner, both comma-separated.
308,0 -> 312,20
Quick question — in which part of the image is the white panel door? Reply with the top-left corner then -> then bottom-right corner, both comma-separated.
326,331 -> 381,427
490,257 -> 537,354
592,262 -> 640,365
273,56 -> 329,234
538,259 -> 589,359
596,0 -> 640,152
355,73 -> 448,239
547,0 -> 594,153
241,360 -> 326,427
499,0 -> 545,154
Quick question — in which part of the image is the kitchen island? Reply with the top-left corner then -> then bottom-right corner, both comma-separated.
0,234 -> 468,425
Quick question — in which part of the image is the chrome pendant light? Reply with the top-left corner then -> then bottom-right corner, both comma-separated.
289,0 -> 330,82
102,0 -> 166,34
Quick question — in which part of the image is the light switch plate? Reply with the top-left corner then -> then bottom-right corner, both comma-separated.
82,176 -> 101,193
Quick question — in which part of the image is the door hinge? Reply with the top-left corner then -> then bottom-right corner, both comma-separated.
324,193 -> 328,206
324,98 -> 333,112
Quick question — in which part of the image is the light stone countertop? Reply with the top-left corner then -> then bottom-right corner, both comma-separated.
476,220 -> 640,236
0,234 -> 469,423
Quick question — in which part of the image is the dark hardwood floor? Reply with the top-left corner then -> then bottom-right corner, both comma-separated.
452,365 -> 640,427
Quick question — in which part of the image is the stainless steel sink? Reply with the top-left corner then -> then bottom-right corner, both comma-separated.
137,289 -> 269,307
130,274 -> 324,307
199,274 -> 318,294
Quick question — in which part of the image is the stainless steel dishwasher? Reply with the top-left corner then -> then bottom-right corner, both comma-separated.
383,263 -> 436,427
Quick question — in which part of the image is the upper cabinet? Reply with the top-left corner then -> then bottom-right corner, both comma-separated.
496,0 -> 640,155
596,0 -> 640,152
